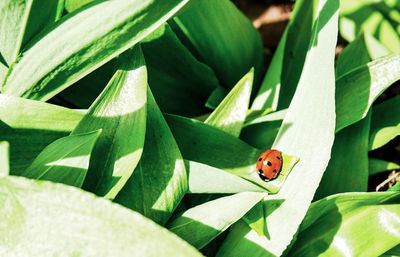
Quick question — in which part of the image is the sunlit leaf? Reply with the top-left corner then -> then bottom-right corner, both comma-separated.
167,192 -> 266,249
0,176 -> 203,257
3,0 -> 188,100
336,54 -> 400,132
21,130 -> 101,187
205,69 -> 253,137
369,95 -> 400,150
288,192 -> 400,256
72,46 -> 147,199
114,89 -> 186,225
217,0 -> 339,255
0,95 -> 82,174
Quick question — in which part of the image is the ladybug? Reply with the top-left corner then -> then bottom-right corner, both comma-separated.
256,149 -> 282,182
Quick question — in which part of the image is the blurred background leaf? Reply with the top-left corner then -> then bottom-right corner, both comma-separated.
0,141 -> 9,176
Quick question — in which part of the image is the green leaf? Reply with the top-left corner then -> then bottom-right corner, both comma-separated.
217,0 -> 339,255
288,192 -> 400,256
205,86 -> 228,110
252,0 -> 317,111
241,109 -> 286,150
335,54 -> 400,132
186,160 -> 264,194
370,95 -> 400,150
0,141 -> 9,176
205,69 -> 253,137
167,192 -> 266,249
0,95 -> 82,174
114,89 -> 187,225
340,0 -> 400,53
2,0 -> 189,100
142,23 -> 219,116
72,46 -> 147,199
0,0 -> 60,66
369,158 -> 400,176
165,114 -> 285,191
0,176 -> 203,257
65,0 -> 92,12
316,115 -> 371,199
20,130 -> 101,187
171,0 -> 263,89
335,32 -> 389,77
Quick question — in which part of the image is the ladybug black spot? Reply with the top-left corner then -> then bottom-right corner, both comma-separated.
267,161 -> 272,166
258,158 -> 262,161
273,169 -> 277,173
276,156 -> 281,160
258,169 -> 263,174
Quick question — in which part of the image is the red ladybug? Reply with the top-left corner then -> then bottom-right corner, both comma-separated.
256,149 -> 282,181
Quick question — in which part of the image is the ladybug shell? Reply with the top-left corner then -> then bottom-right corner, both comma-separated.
256,149 -> 282,181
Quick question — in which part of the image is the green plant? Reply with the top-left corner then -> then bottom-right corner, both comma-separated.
0,0 -> 399,256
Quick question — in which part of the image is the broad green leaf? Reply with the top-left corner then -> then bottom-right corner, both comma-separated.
218,0 -> 339,255
205,86 -> 228,110
186,161 -> 264,194
21,130 -> 101,187
142,24 -> 219,116
288,192 -> 400,256
252,0 -> 317,111
336,32 -> 389,77
389,182 -> 400,192
0,141 -> 9,176
114,89 -> 186,225
72,46 -> 147,199
205,69 -> 253,137
0,0 -> 60,66
335,54 -> 400,132
2,0 -> 189,100
167,192 -> 266,249
369,158 -> 400,176
171,0 -> 263,89
370,95 -> 400,150
0,176 -> 203,257
241,109 -> 286,150
0,95 -> 82,174
340,0 -> 400,53
165,114 -> 274,191
316,115 -> 371,199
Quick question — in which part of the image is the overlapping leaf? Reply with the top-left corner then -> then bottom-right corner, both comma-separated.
217,0 -> 339,255
369,158 -> 400,176
3,0 -> 189,100
0,176 -> 203,257
171,0 -> 263,89
114,89 -> 187,225
21,130 -> 101,187
72,46 -> 147,199
0,95 -> 82,174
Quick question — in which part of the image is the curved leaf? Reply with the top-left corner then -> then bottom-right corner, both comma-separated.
21,130 -> 101,187
114,89 -> 187,225
369,158 -> 400,176
0,176 -> 202,257
167,192 -> 266,249
3,0 -> 188,100
218,0 -> 339,255
72,46 -> 147,199
336,54 -> 400,132
369,95 -> 400,150
0,95 -> 82,174
205,69 -> 254,137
